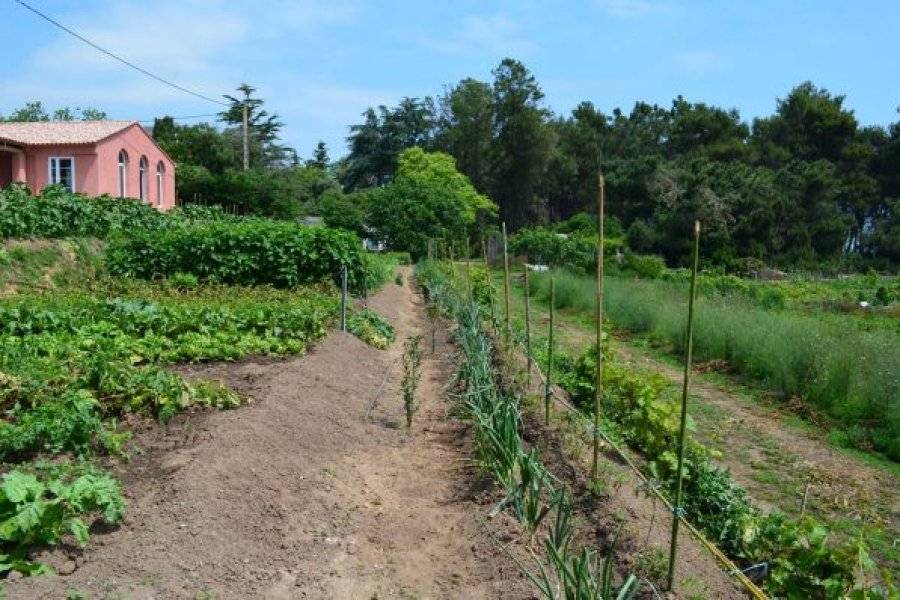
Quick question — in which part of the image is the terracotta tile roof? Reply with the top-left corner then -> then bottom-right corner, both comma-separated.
0,120 -> 135,145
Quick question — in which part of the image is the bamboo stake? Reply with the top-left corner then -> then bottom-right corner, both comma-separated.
800,482 -> 811,519
667,220 -> 701,592
502,222 -> 511,338
449,241 -> 456,282
483,236 -> 497,328
465,237 -> 472,301
592,171 -> 606,481
544,272 -> 554,425
523,264 -> 532,389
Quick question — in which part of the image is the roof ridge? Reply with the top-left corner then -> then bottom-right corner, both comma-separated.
0,120 -> 138,145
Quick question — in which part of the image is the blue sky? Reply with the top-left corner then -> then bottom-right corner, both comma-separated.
3,0 -> 899,160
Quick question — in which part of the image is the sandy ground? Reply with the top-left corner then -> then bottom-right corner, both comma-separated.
7,269 -> 534,599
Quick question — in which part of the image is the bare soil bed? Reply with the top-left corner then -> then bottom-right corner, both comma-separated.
7,270 -> 534,599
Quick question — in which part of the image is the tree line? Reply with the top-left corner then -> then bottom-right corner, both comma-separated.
337,59 -> 899,270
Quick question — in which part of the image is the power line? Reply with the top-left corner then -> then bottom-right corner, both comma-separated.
14,0 -> 229,107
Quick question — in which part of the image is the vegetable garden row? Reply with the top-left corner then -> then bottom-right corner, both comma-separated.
426,241 -> 896,599
0,186 -> 398,578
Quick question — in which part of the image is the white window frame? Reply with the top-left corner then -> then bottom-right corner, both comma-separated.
156,162 -> 165,206
118,150 -> 129,197
48,156 -> 75,192
138,156 -> 149,202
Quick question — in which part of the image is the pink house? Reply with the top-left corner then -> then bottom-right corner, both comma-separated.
0,120 -> 176,210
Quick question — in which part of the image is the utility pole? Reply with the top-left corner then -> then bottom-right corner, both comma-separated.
242,96 -> 250,171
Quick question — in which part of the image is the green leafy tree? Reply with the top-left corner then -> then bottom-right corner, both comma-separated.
341,97 -> 437,189
489,58 -> 554,230
436,78 -> 494,193
367,148 -> 496,257
152,118 -> 237,174
318,189 -> 369,238
1,102 -> 106,122
306,141 -> 330,170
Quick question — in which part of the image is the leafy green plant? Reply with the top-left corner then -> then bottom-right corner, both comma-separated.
106,220 -> 368,292
348,309 -> 395,349
0,462 -> 125,576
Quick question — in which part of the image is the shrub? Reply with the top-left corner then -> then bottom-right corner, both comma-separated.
361,252 -> 398,294
0,184 -> 168,239
348,309 -> 395,349
106,220 -> 368,292
622,253 -> 666,279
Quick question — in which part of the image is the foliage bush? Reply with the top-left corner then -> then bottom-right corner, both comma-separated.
361,252 -> 400,294
509,227 -> 622,273
0,184 -> 169,239
106,220 -> 368,292
621,253 -> 666,279
348,309 -> 395,349
366,148 -> 496,258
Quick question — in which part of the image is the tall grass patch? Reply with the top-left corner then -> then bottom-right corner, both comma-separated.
527,271 -> 900,460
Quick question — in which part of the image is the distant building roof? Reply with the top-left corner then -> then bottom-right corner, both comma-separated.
0,120 -> 136,146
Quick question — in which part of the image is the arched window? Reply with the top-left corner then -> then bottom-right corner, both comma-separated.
156,161 -> 165,206
138,156 -> 149,202
117,150 -> 129,197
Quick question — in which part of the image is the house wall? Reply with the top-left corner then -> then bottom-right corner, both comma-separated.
95,124 -> 176,210
24,145 -> 98,194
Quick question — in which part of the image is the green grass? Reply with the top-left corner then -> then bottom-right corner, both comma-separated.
524,270 -> 900,461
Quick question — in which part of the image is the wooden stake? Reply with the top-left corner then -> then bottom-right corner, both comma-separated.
465,237 -> 472,300
524,264 -> 532,389
483,236 -> 497,328
544,272 -> 554,425
667,220 -> 701,592
800,482 -> 811,519
592,171 -> 606,481
502,222 -> 511,338
340,264 -> 348,332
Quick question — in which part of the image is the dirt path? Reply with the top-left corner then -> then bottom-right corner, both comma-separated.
8,269 -> 533,599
